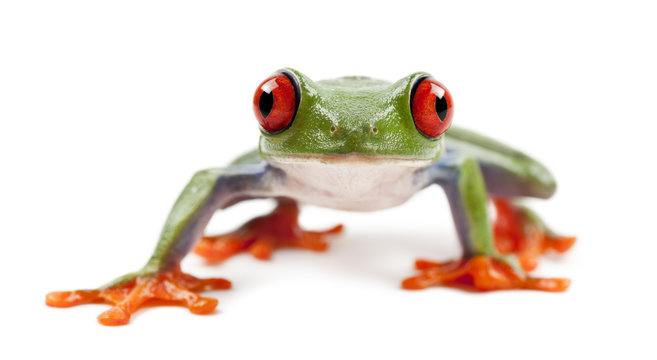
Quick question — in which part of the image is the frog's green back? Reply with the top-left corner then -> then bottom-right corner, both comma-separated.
445,126 -> 556,198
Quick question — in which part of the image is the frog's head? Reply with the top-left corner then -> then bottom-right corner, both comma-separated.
253,68 -> 453,165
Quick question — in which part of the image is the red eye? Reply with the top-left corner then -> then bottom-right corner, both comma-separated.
410,77 -> 453,139
253,72 -> 299,134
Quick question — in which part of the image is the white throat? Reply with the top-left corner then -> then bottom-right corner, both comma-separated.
268,155 -> 432,211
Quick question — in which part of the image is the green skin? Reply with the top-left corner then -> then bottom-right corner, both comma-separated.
258,70 -> 443,160
105,68 -> 556,287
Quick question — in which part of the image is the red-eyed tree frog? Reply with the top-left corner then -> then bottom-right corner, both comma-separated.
46,69 -> 575,325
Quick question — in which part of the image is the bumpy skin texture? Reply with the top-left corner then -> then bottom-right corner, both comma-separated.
46,68 -> 574,325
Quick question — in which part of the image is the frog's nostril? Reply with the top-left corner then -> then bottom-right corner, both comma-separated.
370,126 -> 378,134
330,124 -> 338,133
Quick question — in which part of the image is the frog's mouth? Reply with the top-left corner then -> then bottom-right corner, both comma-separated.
266,154 -> 433,167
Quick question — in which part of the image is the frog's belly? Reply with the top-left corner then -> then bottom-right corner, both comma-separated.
269,157 -> 432,212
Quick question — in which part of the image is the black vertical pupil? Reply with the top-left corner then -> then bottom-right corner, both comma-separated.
259,90 -> 274,119
435,95 -> 448,122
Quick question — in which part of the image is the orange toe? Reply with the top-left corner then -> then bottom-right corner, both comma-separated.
46,267 -> 230,326
46,289 -> 101,307
195,236 -> 246,263
98,307 -> 131,326
195,200 -> 343,263
249,240 -> 274,260
549,236 -> 576,253
402,256 -> 570,292
493,198 -> 576,272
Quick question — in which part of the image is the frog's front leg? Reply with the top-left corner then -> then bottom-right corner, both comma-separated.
402,156 -> 570,292
46,164 -> 278,325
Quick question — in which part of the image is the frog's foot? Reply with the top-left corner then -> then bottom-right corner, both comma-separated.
194,199 -> 343,263
45,267 -> 231,326
492,198 -> 576,271
401,256 -> 570,292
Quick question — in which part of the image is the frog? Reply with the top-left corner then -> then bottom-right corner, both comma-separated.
46,68 -> 575,326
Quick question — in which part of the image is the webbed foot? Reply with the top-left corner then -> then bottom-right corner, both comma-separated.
194,199 -> 343,263
401,256 -> 570,292
46,267 -> 231,326
493,198 -> 575,271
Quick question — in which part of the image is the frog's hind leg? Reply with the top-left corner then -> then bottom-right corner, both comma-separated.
402,155 -> 571,292
194,198 -> 343,263
445,127 -> 576,271
473,150 -> 575,271
492,198 -> 575,271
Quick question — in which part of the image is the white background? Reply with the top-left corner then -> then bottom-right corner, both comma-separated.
1,0 -> 656,359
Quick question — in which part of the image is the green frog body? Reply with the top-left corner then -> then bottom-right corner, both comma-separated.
47,69 -> 575,326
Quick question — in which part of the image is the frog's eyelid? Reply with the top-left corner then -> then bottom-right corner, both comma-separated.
278,70 -> 302,114
409,74 -> 432,106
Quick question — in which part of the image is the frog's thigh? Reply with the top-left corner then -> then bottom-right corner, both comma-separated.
478,160 -> 556,199
446,128 -> 556,199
